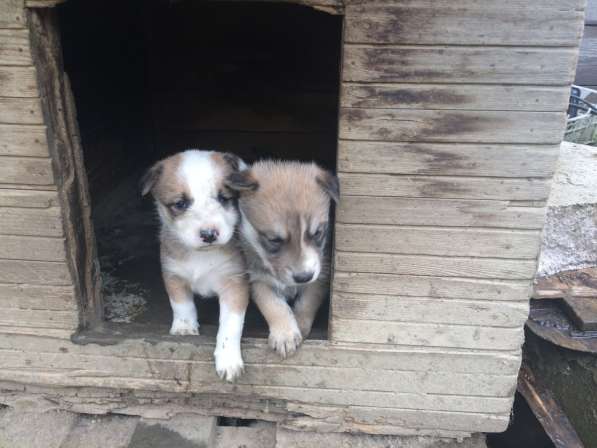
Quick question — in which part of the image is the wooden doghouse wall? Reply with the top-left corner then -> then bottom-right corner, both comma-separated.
0,0 -> 585,438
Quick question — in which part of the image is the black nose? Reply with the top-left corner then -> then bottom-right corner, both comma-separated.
200,229 -> 218,243
293,271 -> 314,284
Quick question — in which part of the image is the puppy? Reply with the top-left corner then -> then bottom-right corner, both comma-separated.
226,161 -> 339,358
141,149 -> 249,381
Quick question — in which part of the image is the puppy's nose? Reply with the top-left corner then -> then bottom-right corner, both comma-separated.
293,271 -> 314,284
199,228 -> 219,244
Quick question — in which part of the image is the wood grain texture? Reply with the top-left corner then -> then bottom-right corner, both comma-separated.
344,3 -> 583,46
0,29 -> 32,65
0,308 -> 78,329
0,67 -> 38,97
0,97 -> 43,124
332,319 -> 524,350
0,126 -> 49,156
0,156 -> 54,185
0,206 -> 63,236
334,252 -> 538,280
339,173 -> 551,201
0,0 -> 25,28
332,293 -> 529,327
335,224 -> 541,259
339,108 -> 567,144
341,84 -> 570,112
0,283 -> 76,311
338,141 -> 560,178
0,261 -> 71,286
343,45 -> 578,85
338,196 -> 545,229
333,272 -> 531,301
0,235 -> 66,261
0,189 -> 58,207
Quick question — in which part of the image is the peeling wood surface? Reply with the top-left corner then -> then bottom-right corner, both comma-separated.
339,109 -> 567,144
0,261 -> 72,286
335,252 -> 537,280
339,173 -> 551,202
343,45 -> 578,84
341,84 -> 570,112
0,308 -> 78,329
335,224 -> 541,259
338,196 -> 546,229
0,282 -> 75,310
333,272 -> 531,302
0,189 -> 59,207
344,3 -> 583,46
0,67 -> 38,97
338,142 -> 560,178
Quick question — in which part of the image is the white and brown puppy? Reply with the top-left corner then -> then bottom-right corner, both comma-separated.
226,161 -> 339,358
141,149 -> 249,381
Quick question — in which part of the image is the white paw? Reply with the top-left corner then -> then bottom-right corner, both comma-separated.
214,348 -> 244,382
170,318 -> 199,336
268,321 -> 303,359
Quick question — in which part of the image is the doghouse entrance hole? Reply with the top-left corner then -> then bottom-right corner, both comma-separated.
56,0 -> 341,338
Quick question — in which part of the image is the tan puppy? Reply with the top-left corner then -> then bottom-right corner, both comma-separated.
226,161 -> 339,358
141,149 -> 249,381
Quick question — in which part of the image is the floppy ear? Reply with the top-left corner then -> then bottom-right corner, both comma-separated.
222,152 -> 248,172
140,162 -> 163,197
316,169 -> 340,204
225,169 -> 259,193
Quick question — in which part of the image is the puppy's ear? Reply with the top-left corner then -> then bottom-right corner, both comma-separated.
222,152 -> 247,172
316,169 -> 340,204
140,162 -> 163,197
225,169 -> 259,193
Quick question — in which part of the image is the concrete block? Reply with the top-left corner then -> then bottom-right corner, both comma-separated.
60,414 -> 139,448
0,408 -> 76,448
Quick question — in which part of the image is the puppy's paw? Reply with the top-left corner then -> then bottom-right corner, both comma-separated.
170,318 -> 199,336
268,321 -> 303,359
214,348 -> 244,382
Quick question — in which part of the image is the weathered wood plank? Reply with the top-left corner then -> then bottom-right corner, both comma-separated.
341,84 -> 570,112
0,308 -> 78,329
338,196 -> 545,229
0,261 -> 71,286
335,252 -> 537,280
0,156 -> 54,185
0,98 -> 43,124
0,206 -> 63,236
332,293 -> 529,327
339,173 -> 551,201
0,125 -> 49,156
343,45 -> 578,85
0,284 -> 76,308
16,331 -> 520,375
339,109 -> 567,144
0,67 -> 38,97
0,189 -> 58,207
0,349 -> 517,398
0,235 -> 66,261
0,327 -> 72,339
338,141 -> 560,178
333,272 -> 531,301
344,3 -> 583,46
335,224 -> 541,259
0,0 -> 25,28
332,319 -> 524,350
0,29 -> 32,65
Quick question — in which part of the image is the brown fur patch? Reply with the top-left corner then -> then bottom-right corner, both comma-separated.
146,153 -> 188,206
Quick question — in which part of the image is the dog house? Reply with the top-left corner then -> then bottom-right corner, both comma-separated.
0,0 -> 586,439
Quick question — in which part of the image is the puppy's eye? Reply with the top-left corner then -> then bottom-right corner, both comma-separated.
170,198 -> 190,212
310,224 -> 327,246
262,234 -> 285,254
217,192 -> 232,205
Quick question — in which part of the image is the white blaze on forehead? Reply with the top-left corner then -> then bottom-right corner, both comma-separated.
178,150 -> 222,199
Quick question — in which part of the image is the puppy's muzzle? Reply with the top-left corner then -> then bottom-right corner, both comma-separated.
200,228 -> 219,244
293,271 -> 314,284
